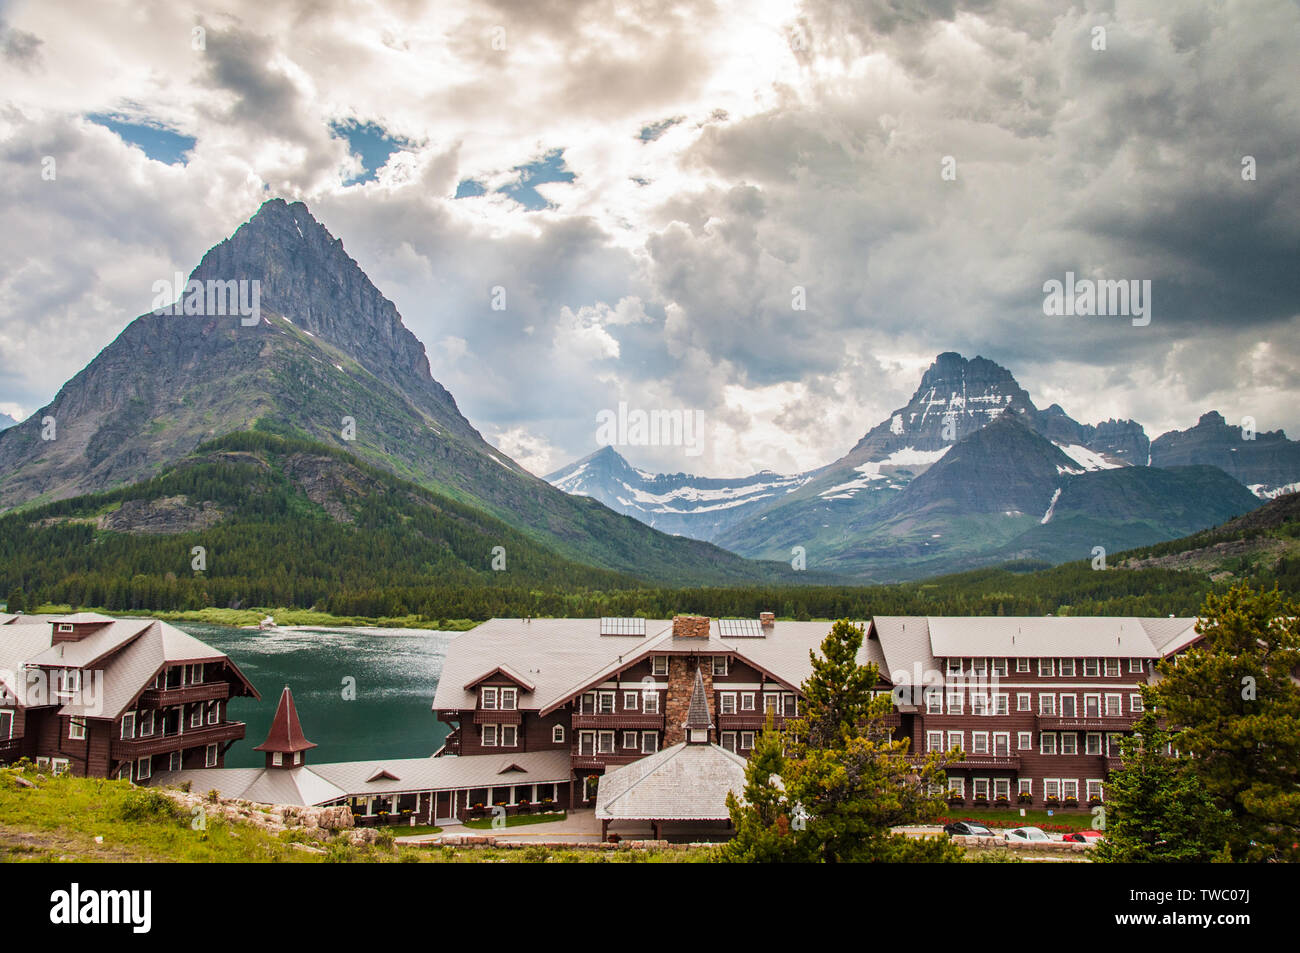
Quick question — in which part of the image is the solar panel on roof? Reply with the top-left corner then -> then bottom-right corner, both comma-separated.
599,617 -> 646,636
717,618 -> 764,638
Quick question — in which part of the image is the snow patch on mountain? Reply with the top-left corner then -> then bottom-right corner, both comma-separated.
819,446 -> 951,499
1054,443 -> 1120,471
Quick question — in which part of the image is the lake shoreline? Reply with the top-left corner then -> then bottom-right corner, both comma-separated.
26,604 -> 481,632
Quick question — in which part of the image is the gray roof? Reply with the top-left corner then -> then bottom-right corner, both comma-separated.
684,667 -> 713,729
0,625 -> 60,701
435,618 -> 888,718
594,742 -> 748,821
868,617 -> 938,687
924,617 -> 1162,659
155,750 -> 573,807
1139,618 -> 1202,656
28,618 -> 155,669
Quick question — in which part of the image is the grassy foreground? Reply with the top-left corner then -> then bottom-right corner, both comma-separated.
30,604 -> 480,631
0,766 -> 703,863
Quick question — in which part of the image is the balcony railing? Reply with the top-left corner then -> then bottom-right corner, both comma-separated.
0,737 -> 24,761
138,681 -> 230,707
111,721 -> 245,760
917,752 -> 1020,770
571,713 -> 665,730
716,712 -> 794,730
1037,714 -> 1133,731
571,747 -> 648,770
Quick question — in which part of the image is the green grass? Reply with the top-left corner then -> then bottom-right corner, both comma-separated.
463,810 -> 568,830
379,824 -> 442,836
936,807 -> 1099,832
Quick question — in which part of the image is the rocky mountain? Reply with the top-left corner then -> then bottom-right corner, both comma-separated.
1150,411 -> 1300,498
0,199 -> 784,586
545,445 -> 815,540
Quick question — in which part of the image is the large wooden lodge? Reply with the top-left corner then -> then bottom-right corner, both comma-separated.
1,609 -> 1205,836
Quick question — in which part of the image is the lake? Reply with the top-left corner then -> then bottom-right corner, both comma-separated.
174,623 -> 456,767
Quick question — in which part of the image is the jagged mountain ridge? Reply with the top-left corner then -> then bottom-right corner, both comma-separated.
1151,411 -> 1300,498
0,199 -> 785,586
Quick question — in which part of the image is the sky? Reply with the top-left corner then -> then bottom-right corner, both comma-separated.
1,0 -> 1297,478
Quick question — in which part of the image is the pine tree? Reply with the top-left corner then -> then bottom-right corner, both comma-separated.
1093,711 -> 1230,862
716,723 -> 812,862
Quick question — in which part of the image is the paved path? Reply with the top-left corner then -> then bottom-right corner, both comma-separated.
396,809 -> 611,846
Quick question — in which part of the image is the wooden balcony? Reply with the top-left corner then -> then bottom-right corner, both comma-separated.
138,681 -> 230,707
716,712 -> 793,730
571,748 -> 647,770
572,713 -> 665,730
111,721 -> 245,760
1037,714 -> 1133,731
0,737 -> 24,762
917,752 -> 1020,770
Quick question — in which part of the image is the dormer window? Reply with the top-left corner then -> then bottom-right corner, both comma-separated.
481,687 -> 498,710
500,688 -> 517,711
57,623 -> 74,634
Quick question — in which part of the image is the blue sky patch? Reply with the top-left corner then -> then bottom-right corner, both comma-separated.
638,117 -> 683,142
329,119 -> 413,185
500,149 -> 575,210
86,114 -> 196,165
454,179 -> 487,198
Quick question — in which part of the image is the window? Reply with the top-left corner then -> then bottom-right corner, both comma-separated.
1060,694 -> 1076,717
763,693 -> 781,715
1084,694 -> 1101,717
721,731 -> 737,752
992,658 -> 1008,678
579,732 -> 595,756
946,658 -> 962,676
642,692 -> 660,714
481,687 -> 498,710
1038,659 -> 1054,677
500,688 -> 517,710
482,725 -> 498,747
598,692 -> 616,714
190,706 -> 203,728
720,692 -> 736,715
1044,779 -> 1060,800
971,658 -> 987,676
1104,659 -> 1121,677
740,731 -> 755,750
57,623 -> 73,633
623,691 -> 639,711
206,701 -> 219,725
1086,780 -> 1104,802
622,730 -> 638,749
947,731 -> 963,752
69,717 -> 86,740
1104,694 -> 1122,716
168,751 -> 182,772
1060,732 -> 1077,755
1017,692 -> 1031,712
139,710 -> 154,737
784,693 -> 797,715
927,731 -> 944,753
972,732 -> 989,754
641,732 -> 659,754
651,656 -> 668,677
1018,778 -> 1033,796
294,751 -> 302,765
973,778 -> 990,800
120,712 -> 135,740
1130,694 -> 1143,713
136,757 -> 151,781
1039,694 -> 1056,716
946,692 -> 964,715
186,663 -> 204,685
552,725 -> 565,744
205,744 -> 218,768
948,777 -> 965,797
1016,658 -> 1030,673
712,656 -> 728,677
925,689 -> 943,714
994,778 -> 1010,800
580,692 -> 596,715
1128,658 -> 1145,674
971,694 -> 988,716
1040,733 -> 1058,755
0,710 -> 11,740
1062,779 -> 1079,800
1059,658 -> 1075,677
51,758 -> 70,776
1084,658 -> 1100,677
597,731 -> 615,754
501,725 -> 517,747
740,692 -> 756,711
1017,731 -> 1033,750
993,733 -> 1010,757
1086,732 -> 1103,755
993,693 -> 1009,715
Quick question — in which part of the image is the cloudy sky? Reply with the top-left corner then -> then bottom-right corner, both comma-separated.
1,0 -> 1297,477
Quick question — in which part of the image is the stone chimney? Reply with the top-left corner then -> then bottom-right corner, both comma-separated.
672,615 -> 710,639
759,612 -> 775,629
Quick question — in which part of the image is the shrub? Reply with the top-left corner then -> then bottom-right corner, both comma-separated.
119,788 -> 181,822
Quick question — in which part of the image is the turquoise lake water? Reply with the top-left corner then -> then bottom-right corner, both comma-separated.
174,623 -> 456,767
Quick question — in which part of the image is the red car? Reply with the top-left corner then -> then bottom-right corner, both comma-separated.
1062,830 -> 1104,843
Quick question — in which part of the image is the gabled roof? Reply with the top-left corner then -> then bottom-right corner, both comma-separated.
463,664 -> 535,693
594,742 -> 747,821
27,618 -> 155,669
0,625 -> 61,704
254,686 -> 317,754
924,617 -> 1161,658
1139,617 -> 1202,657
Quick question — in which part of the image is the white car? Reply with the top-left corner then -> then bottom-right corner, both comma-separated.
1003,826 -> 1052,842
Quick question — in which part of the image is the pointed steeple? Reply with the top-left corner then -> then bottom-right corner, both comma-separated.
683,666 -> 713,744
253,686 -> 316,768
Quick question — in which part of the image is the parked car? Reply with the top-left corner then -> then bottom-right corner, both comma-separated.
943,821 -> 995,837
1004,826 -> 1052,842
1062,830 -> 1104,843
